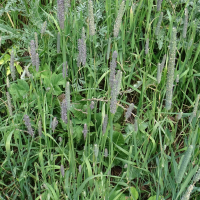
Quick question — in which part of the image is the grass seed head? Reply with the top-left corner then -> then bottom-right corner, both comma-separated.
10,49 -> 16,81
23,115 -> 34,137
113,0 -> 125,37
30,40 -> 36,66
57,0 -> 65,30
125,103 -> 134,120
88,0 -> 95,36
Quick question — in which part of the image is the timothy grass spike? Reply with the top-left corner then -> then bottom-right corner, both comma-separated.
114,0 -> 125,37
88,0 -> 95,36
165,27 -> 176,110
176,145 -> 193,184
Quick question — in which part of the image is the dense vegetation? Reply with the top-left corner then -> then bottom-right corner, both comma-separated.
0,0 -> 200,199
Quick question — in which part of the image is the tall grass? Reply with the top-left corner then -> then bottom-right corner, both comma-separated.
0,0 -> 200,199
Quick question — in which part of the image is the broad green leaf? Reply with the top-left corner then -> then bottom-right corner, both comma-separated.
130,187 -> 139,200
147,195 -> 163,200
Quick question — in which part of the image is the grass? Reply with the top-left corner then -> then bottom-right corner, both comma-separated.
0,0 -> 200,199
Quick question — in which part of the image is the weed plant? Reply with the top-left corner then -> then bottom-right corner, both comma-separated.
0,0 -> 200,199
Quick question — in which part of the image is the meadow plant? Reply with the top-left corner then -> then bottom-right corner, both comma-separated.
125,103 -> 134,120
41,21 -> 47,37
88,0 -> 95,36
104,148 -> 108,157
145,38 -> 149,55
51,117 -> 58,133
165,27 -> 176,110
78,37 -> 87,66
30,40 -> 36,66
90,101 -> 95,110
160,54 -> 166,72
176,112 -> 183,121
60,165 -> 65,177
23,115 -> 34,137
102,114 -> 108,135
155,12 -> 163,36
65,82 -> 70,111
79,165 -> 82,173
110,71 -> 122,114
10,49 -> 15,81
109,51 -> 118,89
193,168 -> 200,183
61,99 -> 68,124
181,185 -> 193,200
94,144 -> 99,158
157,0 -> 163,11
62,61 -> 68,78
83,123 -> 87,140
176,145 -> 193,184
183,8 -> 188,38
157,63 -> 161,84
34,32 -> 38,50
176,74 -> 179,83
113,0 -> 125,37
6,77 -> 10,88
57,0 -> 65,30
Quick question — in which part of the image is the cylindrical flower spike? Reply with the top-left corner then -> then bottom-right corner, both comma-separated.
61,99 -> 67,124
83,123 -> 87,140
183,8 -> 188,38
193,168 -> 200,183
104,148 -> 108,157
165,27 -> 176,110
110,70 -> 122,114
41,21 -> 47,37
160,54 -> 166,72
51,117 -> 58,133
157,63 -> 161,84
125,103 -> 134,120
175,112 -> 183,121
60,165 -> 65,177
157,0 -> 163,12
155,12 -> 163,36
30,40 -> 36,66
181,185 -> 193,200
6,77 -> 10,88
145,38 -> 149,55
90,101 -> 95,110
23,115 -> 34,137
57,0 -> 65,30
176,145 -> 193,184
114,0 -> 125,37
102,114 -> 108,135
10,49 -> 15,81
79,165 -> 82,173
34,32 -> 38,50
109,51 -> 118,89
88,1 -> 95,36
65,82 -> 70,111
